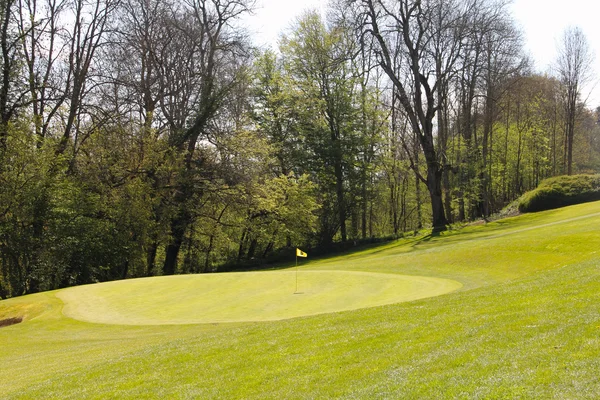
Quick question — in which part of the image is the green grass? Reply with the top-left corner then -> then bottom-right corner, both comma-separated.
57,271 -> 460,324
3,201 -> 600,398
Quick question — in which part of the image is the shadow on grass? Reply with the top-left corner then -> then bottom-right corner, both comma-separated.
225,231 -> 448,274
0,317 -> 22,328
217,203 -> 600,275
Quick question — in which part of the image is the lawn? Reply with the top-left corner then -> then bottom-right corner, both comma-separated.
57,271 -> 461,324
2,201 -> 600,398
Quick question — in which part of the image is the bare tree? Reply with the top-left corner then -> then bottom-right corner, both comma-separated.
102,0 -> 254,275
14,0 -> 118,156
55,0 -> 118,156
0,0 -> 28,149
555,26 -> 593,175
101,0 -> 169,134
17,0 -> 70,146
349,0 -> 472,231
455,0 -> 523,219
161,0 -> 254,275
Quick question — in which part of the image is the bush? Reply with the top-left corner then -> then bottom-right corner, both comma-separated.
518,175 -> 600,213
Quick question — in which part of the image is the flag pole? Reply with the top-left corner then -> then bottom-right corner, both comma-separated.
295,253 -> 298,293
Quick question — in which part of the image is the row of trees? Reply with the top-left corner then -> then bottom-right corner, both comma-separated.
1,0 -> 598,298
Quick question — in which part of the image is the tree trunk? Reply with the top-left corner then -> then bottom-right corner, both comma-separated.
390,175 -> 399,236
566,91 -> 576,175
0,0 -> 15,150
262,231 -> 277,259
146,241 -> 158,276
414,142 -> 423,230
420,128 -> 448,230
247,238 -> 258,260
163,210 -> 189,275
204,234 -> 216,272
426,162 -> 447,231
163,240 -> 182,276
401,176 -> 408,232
237,228 -> 247,262
334,156 -> 347,242
369,200 -> 374,238
443,168 -> 452,222
361,171 -> 367,239
481,91 -> 494,217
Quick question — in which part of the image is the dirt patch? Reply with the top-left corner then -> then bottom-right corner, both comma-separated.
0,317 -> 23,328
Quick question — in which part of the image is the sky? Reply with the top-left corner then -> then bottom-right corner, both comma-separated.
244,0 -> 600,106
510,0 -> 600,105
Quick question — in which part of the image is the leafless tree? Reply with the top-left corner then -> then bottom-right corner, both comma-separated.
454,0 -> 523,219
17,0 -> 69,145
555,26 -> 593,175
349,0 -> 473,230
0,0 -> 28,149
12,0 -> 117,157
101,0 -> 254,275
160,0 -> 254,274
102,0 -> 170,134
57,0 -> 119,156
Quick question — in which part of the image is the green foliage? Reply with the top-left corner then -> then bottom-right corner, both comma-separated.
0,122 -> 60,296
482,75 -> 560,214
2,1 -> 600,299
518,174 -> 600,212
229,173 -> 319,264
278,12 -> 383,243
0,116 -> 182,297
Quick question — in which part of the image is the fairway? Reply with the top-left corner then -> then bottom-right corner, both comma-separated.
3,201 -> 600,399
57,271 -> 462,324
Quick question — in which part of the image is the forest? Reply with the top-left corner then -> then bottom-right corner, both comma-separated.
1,0 -> 599,299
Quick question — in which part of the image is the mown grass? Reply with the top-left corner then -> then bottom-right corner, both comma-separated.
57,271 -> 460,324
2,201 -> 600,398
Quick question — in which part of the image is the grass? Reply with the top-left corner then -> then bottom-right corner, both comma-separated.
57,271 -> 461,324
2,201 -> 600,398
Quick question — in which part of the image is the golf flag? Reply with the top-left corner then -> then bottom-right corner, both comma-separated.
296,248 -> 307,258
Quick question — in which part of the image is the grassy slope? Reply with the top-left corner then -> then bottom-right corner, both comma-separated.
2,201 -> 600,398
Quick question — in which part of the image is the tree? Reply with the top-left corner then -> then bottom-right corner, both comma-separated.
350,0 -> 472,230
17,0 -> 67,146
452,0 -> 523,220
280,11 -> 360,244
158,0 -> 254,275
555,26 -> 593,175
0,0 -> 26,150
251,50 -> 298,176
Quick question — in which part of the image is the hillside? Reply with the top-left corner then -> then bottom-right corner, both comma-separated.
2,201 -> 600,398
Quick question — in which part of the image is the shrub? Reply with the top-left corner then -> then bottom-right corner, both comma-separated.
518,175 -> 600,213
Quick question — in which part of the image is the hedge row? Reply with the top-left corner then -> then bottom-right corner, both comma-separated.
518,175 -> 600,213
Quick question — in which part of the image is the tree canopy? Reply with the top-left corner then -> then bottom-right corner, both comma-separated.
1,0 -> 598,298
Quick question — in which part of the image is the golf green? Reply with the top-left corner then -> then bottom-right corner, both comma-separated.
57,271 -> 462,324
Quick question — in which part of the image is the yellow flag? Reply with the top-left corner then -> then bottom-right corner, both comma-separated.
296,248 -> 307,258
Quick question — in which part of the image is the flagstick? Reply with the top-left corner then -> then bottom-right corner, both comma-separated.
295,254 -> 298,293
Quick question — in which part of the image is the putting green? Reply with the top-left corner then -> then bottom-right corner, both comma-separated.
57,270 -> 462,324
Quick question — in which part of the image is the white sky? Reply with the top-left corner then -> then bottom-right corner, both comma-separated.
510,0 -> 600,106
244,0 -> 324,49
244,0 -> 600,106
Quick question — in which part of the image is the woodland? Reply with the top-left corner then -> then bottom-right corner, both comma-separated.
1,0 -> 599,298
